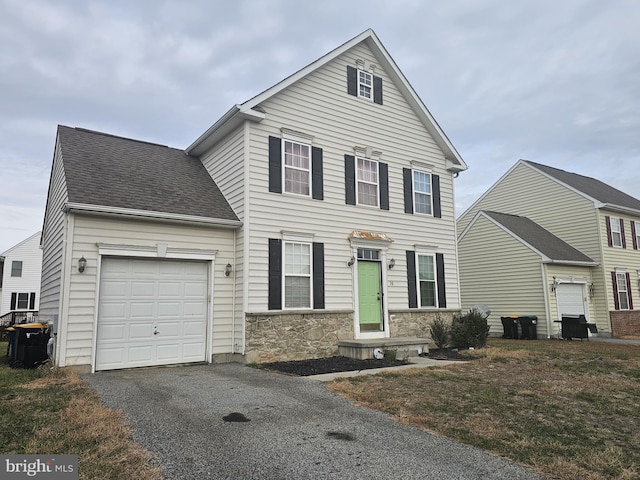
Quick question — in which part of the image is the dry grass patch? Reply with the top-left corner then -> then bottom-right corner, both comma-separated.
328,339 -> 640,480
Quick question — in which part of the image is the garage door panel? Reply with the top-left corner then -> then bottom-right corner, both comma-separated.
97,258 -> 209,371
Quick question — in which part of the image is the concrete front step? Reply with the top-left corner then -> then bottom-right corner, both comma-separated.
337,337 -> 431,360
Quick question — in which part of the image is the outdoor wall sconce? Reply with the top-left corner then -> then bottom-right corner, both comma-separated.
78,256 -> 87,273
347,256 -> 355,267
388,258 -> 396,269
588,283 -> 595,298
550,277 -> 558,293
224,263 -> 232,277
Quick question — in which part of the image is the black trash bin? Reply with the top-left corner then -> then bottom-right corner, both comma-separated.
500,316 -> 519,339
561,315 -> 589,340
10,323 -> 50,369
517,316 -> 538,340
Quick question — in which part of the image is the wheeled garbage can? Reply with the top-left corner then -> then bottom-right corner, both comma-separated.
9,323 -> 50,369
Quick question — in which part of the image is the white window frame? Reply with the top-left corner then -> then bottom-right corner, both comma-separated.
635,220 -> 640,248
283,240 -> 313,309
282,139 -> 311,197
16,292 -> 29,310
356,157 -> 379,207
413,170 -> 433,215
358,69 -> 373,100
616,272 -> 630,310
11,260 -> 22,277
416,253 -> 438,308
611,217 -> 623,247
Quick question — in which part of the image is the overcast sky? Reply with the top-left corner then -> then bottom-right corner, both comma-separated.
1,0 -> 639,254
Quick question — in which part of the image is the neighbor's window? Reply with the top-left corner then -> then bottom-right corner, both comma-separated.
16,292 -> 29,310
616,272 -> 630,310
283,140 -> 311,196
284,241 -> 311,308
413,170 -> 433,215
611,217 -> 623,247
11,261 -> 22,277
358,70 -> 373,100
356,157 -> 378,206
417,254 -> 437,307
635,221 -> 640,248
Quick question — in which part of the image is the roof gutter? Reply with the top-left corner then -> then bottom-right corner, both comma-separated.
597,203 -> 640,217
542,259 -> 600,267
62,202 -> 242,229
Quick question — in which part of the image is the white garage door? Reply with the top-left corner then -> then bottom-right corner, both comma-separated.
557,283 -> 586,318
96,258 -> 209,371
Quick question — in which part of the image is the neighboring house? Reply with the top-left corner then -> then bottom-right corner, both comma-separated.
457,159 -> 640,338
41,29 -> 468,372
0,232 -> 43,319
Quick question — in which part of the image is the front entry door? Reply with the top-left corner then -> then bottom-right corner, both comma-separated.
358,260 -> 383,332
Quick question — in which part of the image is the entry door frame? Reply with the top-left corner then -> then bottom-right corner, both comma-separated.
349,238 -> 391,340
554,276 -> 589,336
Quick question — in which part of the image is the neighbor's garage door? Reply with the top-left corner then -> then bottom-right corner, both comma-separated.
96,257 -> 209,371
556,283 -> 586,318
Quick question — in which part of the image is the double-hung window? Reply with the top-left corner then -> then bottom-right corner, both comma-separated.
16,293 -> 29,310
413,171 -> 433,215
356,157 -> 378,207
283,140 -> 311,196
611,217 -> 623,247
11,261 -> 22,277
634,220 -> 640,249
284,241 -> 311,308
417,254 -> 437,307
358,70 -> 373,100
616,272 -> 630,310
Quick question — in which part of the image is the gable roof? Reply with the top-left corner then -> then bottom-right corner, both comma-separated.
187,29 -> 467,172
1,231 -> 41,257
57,126 -> 240,226
465,211 -> 596,266
523,160 -> 640,214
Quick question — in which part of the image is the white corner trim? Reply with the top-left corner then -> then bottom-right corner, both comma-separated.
97,243 -> 217,261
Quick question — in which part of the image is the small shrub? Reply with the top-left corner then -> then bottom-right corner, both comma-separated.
430,318 -> 450,349
450,309 -> 490,349
383,349 -> 397,362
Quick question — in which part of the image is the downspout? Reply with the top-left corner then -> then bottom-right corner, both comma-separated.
231,228 -> 236,353
540,263 -> 552,338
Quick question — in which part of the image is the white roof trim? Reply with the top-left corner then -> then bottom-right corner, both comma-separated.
0,231 -> 42,256
187,29 -> 467,170
62,202 -> 242,228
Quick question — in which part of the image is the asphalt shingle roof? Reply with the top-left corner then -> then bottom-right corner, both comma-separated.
483,211 -> 595,263
58,126 -> 239,222
524,160 -> 640,211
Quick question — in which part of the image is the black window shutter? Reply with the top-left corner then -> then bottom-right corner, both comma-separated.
29,292 -> 36,310
605,216 -> 613,247
632,221 -> 638,250
403,168 -> 413,214
311,147 -> 323,200
373,76 -> 383,105
313,242 -> 325,309
379,162 -> 389,210
626,272 -> 634,309
432,174 -> 441,218
612,272 -> 619,310
621,220 -> 627,248
10,292 -> 17,310
347,65 -> 358,97
436,253 -> 446,308
345,155 -> 356,205
268,136 -> 282,193
268,239 -> 282,310
406,251 -> 418,308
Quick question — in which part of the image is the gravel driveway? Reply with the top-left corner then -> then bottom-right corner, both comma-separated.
85,363 -> 543,480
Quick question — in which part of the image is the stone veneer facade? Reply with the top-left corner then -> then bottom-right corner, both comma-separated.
244,309 -> 459,363
610,310 -> 640,337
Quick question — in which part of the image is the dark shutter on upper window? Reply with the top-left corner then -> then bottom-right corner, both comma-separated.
10,292 -> 17,310
632,221 -> 638,250
436,253 -> 446,308
347,66 -> 358,97
621,220 -> 627,248
406,250 -> 418,308
612,272 -> 619,310
29,292 -> 36,310
373,76 -> 383,105
626,272 -> 634,309
403,168 -> 413,214
268,136 -> 282,194
311,146 -> 323,200
606,216 -> 613,247
432,174 -> 441,218
312,242 -> 325,309
379,162 -> 389,210
345,155 -> 356,205
268,239 -> 282,310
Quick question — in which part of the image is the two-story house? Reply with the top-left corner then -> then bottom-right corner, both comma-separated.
0,231 -> 42,321
40,29 -> 467,372
457,160 -> 640,338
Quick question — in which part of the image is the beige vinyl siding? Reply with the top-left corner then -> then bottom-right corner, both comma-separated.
459,215 -> 547,335
39,140 -> 68,319
244,43 -> 460,312
61,215 -> 236,367
0,233 -> 43,316
599,210 -> 640,316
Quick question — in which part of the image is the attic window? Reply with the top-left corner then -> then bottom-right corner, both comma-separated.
347,66 -> 383,105
358,71 -> 373,100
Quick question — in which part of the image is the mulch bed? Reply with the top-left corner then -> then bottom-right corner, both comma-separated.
258,349 -> 475,377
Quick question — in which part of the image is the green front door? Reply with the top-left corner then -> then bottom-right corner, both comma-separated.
358,260 -> 382,330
